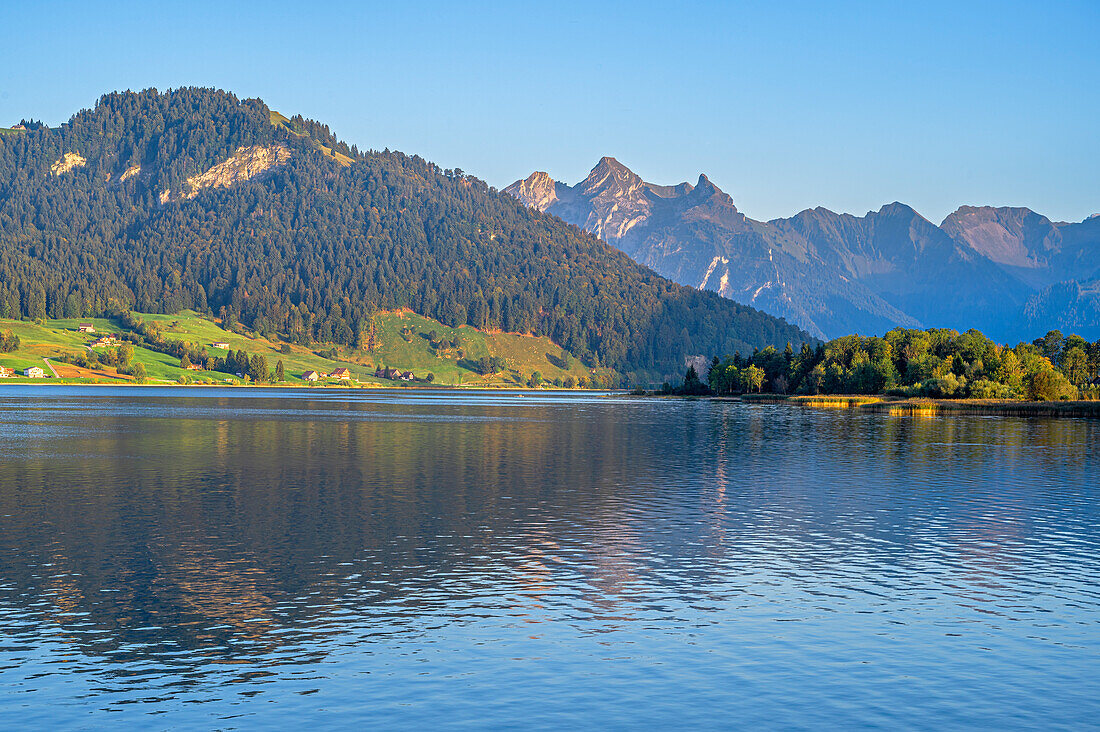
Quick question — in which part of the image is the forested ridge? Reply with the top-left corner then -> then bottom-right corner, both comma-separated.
0,87 -> 809,377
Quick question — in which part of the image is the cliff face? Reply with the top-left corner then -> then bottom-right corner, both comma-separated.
118,165 -> 142,183
507,159 -> 1100,341
181,144 -> 291,199
155,144 -> 291,204
50,152 -> 86,175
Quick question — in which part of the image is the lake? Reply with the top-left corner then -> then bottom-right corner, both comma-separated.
0,386 -> 1097,729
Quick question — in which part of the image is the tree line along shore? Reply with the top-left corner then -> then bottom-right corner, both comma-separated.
646,327 -> 1100,407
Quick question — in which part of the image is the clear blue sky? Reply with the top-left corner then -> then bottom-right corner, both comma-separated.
2,0 -> 1097,223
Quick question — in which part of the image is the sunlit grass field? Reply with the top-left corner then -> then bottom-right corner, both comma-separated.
0,310 -> 604,387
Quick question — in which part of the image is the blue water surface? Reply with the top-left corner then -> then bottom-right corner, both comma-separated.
0,387 -> 1096,729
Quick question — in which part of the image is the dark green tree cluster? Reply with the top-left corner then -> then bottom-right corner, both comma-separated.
0,328 -> 18,352
0,87 -> 809,377
210,349 -> 271,382
430,332 -> 461,353
475,355 -> 508,375
659,364 -> 712,395
707,328 -> 1096,401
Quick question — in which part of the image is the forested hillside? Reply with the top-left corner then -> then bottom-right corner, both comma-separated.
0,88 -> 809,378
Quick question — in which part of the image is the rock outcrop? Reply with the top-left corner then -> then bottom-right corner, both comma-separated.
50,153 -> 86,175
503,171 -> 562,212
182,144 -> 291,199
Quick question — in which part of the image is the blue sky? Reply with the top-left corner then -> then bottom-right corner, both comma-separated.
1,0 -> 1097,223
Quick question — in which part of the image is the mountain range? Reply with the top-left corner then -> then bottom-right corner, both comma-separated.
506,159 -> 1100,340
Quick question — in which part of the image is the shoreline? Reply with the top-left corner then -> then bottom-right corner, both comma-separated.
4,382 -> 1099,415
722,394 -> 1100,417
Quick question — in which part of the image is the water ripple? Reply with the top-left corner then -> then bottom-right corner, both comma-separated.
0,389 -> 1097,729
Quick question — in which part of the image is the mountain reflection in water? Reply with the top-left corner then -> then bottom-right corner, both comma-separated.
0,387 -> 1097,729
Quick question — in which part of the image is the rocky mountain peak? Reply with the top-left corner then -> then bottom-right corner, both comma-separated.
687,173 -> 729,201
877,201 -> 921,219
502,171 -> 560,212
940,205 -> 1057,270
579,156 -> 645,199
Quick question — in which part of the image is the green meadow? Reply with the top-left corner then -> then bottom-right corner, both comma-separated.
0,310 -> 605,387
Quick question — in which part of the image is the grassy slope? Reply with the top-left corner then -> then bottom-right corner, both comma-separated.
0,310 -> 606,387
363,310 -> 599,386
268,110 -> 353,166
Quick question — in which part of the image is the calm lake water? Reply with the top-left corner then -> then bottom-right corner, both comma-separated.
0,386 -> 1097,729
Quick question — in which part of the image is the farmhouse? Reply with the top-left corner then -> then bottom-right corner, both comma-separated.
0,366 -> 11,378
302,370 -> 321,382
78,323 -> 96,333
400,371 -> 414,381
212,342 -> 231,349
330,367 -> 352,380
23,366 -> 45,378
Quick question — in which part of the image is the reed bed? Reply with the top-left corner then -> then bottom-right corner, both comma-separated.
787,395 -> 884,408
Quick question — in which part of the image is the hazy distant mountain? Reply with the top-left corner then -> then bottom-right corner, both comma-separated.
941,206 -> 1100,286
507,160 -> 1099,341
1023,278 -> 1100,340
769,203 -> 1029,335
940,206 -> 1100,337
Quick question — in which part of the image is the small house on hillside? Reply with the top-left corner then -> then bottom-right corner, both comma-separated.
0,366 -> 12,378
212,342 -> 231,349
23,366 -> 44,378
78,323 -> 96,333
302,370 -> 321,382
400,371 -> 414,381
11,124 -> 26,131
330,367 -> 352,380
186,363 -> 203,371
